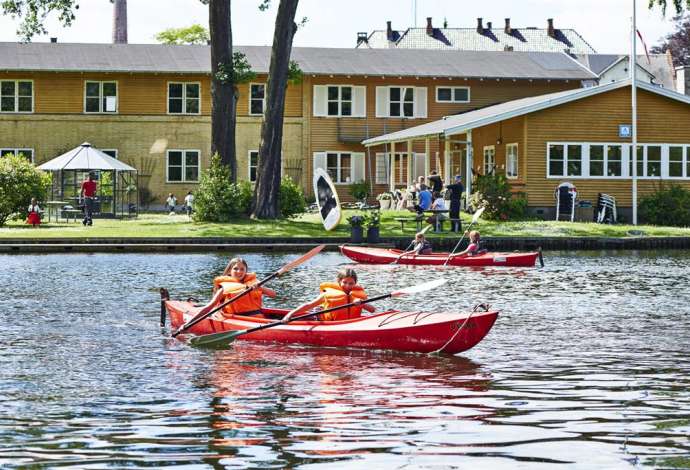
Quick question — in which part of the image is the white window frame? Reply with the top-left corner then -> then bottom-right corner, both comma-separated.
505,143 -> 518,179
668,145 -> 689,179
84,81 -> 118,114
435,86 -> 470,103
248,150 -> 259,182
326,152 -> 354,184
0,147 -> 34,163
0,79 -> 33,113
167,82 -> 201,115
166,149 -> 200,183
325,85 -> 353,117
249,83 -> 265,116
483,146 -> 495,175
102,149 -> 118,159
389,87 -> 415,118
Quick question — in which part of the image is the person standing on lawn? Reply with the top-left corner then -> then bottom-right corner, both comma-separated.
446,175 -> 465,232
184,191 -> 194,217
427,170 -> 443,194
80,172 -> 97,226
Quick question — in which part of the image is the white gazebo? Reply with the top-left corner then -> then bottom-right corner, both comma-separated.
38,142 -> 138,218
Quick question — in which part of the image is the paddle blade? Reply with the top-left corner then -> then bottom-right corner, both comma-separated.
391,278 -> 447,297
277,244 -> 325,276
189,330 -> 243,348
471,206 -> 486,224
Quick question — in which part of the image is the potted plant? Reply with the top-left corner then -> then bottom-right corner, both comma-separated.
347,214 -> 365,243
365,210 -> 381,244
349,181 -> 369,205
377,192 -> 393,210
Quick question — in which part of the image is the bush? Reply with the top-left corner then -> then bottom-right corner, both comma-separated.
469,173 -> 528,221
639,184 -> 690,227
0,154 -> 51,226
193,154 -> 252,222
349,181 -> 369,202
279,176 -> 306,218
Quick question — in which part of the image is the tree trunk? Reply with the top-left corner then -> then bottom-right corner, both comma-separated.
251,0 -> 299,219
209,0 -> 237,181
112,0 -> 128,44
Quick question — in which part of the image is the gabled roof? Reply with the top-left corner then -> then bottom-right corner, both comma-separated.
37,142 -> 136,171
0,42 -> 597,80
359,27 -> 596,54
574,53 -> 676,89
363,80 -> 690,146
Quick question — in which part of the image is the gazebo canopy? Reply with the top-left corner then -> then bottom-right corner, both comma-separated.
37,142 -> 136,171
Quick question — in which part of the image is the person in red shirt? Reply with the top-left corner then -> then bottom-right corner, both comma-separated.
80,172 -> 97,226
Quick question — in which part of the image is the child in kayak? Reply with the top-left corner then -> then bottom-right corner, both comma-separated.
402,231 -> 433,256
456,230 -> 487,257
283,268 -> 375,321
198,258 -> 276,318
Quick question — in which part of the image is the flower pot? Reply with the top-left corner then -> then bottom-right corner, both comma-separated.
366,226 -> 380,244
379,199 -> 391,210
350,226 -> 364,243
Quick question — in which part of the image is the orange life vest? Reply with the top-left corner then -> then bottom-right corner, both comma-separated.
319,282 -> 368,321
213,272 -> 263,317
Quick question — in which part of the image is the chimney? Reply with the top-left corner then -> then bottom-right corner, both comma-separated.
487,21 -> 492,30
505,18 -> 512,34
426,17 -> 433,36
356,32 -> 368,47
50,37 -> 58,43
547,18 -> 555,38
112,0 -> 128,44
676,66 -> 690,96
386,20 -> 394,41
476,18 -> 483,33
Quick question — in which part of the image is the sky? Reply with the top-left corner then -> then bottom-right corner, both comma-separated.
0,0 -> 681,54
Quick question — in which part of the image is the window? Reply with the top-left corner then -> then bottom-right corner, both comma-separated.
389,87 -> 414,117
249,150 -> 259,182
85,81 -> 117,113
0,80 -> 33,113
669,146 -> 683,177
483,146 -> 495,175
646,145 -> 662,177
327,86 -> 352,117
0,148 -> 33,162
168,83 -> 200,114
436,86 -> 470,103
375,153 -> 390,184
326,152 -> 352,184
506,143 -> 518,179
102,149 -> 118,159
167,150 -> 199,182
567,145 -> 582,176
249,84 -> 265,115
589,145 -> 604,176
607,145 -> 622,176
548,144 -> 565,176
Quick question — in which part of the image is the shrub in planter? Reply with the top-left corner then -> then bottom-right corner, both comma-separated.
365,210 -> 381,243
377,192 -> 394,210
347,214 -> 365,243
0,154 -> 50,226
349,181 -> 369,203
639,184 -> 690,227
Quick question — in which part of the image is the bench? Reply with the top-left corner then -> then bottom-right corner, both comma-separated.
393,217 -> 423,232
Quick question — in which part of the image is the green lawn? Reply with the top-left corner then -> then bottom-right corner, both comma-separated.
1,210 -> 689,239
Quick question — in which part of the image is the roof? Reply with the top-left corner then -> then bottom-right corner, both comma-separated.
362,79 -> 690,146
359,27 -> 596,54
37,142 -> 137,171
574,53 -> 676,89
0,42 -> 596,80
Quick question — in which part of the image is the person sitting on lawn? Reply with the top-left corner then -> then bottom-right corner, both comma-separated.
455,230 -> 487,257
282,268 -> 375,322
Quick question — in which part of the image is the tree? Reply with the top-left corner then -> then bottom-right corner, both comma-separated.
155,24 -> 210,45
251,0 -> 299,219
650,0 -> 690,15
0,154 -> 51,226
651,13 -> 690,66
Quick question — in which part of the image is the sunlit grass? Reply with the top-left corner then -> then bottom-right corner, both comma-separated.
1,210 -> 689,239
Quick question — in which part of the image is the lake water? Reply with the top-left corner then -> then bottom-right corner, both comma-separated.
1,250 -> 689,469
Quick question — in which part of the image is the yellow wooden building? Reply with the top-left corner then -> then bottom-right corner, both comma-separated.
0,42 -> 595,206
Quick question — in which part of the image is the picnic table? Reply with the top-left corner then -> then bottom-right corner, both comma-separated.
424,209 -> 449,233
44,201 -> 68,222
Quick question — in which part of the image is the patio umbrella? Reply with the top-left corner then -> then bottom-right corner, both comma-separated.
37,142 -> 135,171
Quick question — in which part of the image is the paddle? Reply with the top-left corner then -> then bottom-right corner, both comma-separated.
392,224 -> 433,264
443,206 -> 485,266
189,278 -> 447,348
171,244 -> 325,337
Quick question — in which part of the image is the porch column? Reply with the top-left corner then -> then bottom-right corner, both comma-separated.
465,130 -> 473,201
389,141 -> 396,191
424,138 -> 431,177
406,140 -> 413,187
444,138 -> 451,185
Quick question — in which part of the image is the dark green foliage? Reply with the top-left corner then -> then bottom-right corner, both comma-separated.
278,176 -> 306,218
639,184 -> 690,226
215,53 -> 257,85
1,0 -> 78,40
349,181 -> 369,202
0,153 -> 51,226
469,173 -> 528,221
364,210 -> 381,228
347,215 -> 364,227
193,154 -> 252,222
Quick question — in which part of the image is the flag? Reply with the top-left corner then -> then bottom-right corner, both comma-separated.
636,29 -> 651,65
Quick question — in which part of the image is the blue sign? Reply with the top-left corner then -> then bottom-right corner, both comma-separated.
619,124 -> 632,138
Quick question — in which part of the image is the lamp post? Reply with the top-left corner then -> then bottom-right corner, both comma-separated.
631,0 -> 638,225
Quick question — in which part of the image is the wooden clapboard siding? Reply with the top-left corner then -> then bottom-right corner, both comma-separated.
523,86 -> 690,206
470,116 -> 526,184
235,75 -> 303,117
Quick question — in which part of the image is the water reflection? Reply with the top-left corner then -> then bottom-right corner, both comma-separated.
1,251 -> 690,467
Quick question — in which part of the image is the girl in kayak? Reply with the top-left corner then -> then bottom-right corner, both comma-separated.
283,268 -> 375,321
198,258 -> 276,318
456,230 -> 487,257
401,231 -> 433,256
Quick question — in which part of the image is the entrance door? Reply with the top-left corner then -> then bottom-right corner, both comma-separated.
413,153 -> 426,181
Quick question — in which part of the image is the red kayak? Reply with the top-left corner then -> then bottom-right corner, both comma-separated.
340,245 -> 541,267
165,301 -> 498,355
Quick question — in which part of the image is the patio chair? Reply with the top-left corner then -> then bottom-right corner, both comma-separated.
595,193 -> 617,224
554,182 -> 577,222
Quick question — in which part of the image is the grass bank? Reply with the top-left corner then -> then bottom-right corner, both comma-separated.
1,211 -> 689,240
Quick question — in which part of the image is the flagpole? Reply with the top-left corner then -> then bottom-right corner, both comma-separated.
631,0 -> 638,225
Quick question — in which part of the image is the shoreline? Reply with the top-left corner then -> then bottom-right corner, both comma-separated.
2,236 -> 690,253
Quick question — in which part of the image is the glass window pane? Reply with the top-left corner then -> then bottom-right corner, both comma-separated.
327,102 -> 339,116
327,86 -> 339,100
18,97 -> 32,111
403,88 -> 414,101
567,145 -> 582,176
1,97 -> 15,111
169,98 -> 183,113
185,99 -> 199,113
168,151 -> 182,165
185,166 -> 198,181
670,146 -> 683,162
86,82 -> 100,96
647,145 -> 661,177
437,88 -> 451,101
250,100 -> 263,114
18,81 -> 32,96
102,83 -> 116,97
85,97 -> 100,112
607,145 -> 622,176
549,144 -> 564,176
341,153 -> 352,183
185,151 -> 199,166
341,102 -> 352,116
1,149 -> 14,157
389,102 -> 400,116
185,84 -> 199,98
670,162 -> 683,177
1,81 -> 14,95
341,87 -> 352,101
454,88 -> 468,101
403,103 -> 413,116
389,87 -> 400,101
169,83 -> 183,98
251,84 -> 264,99
168,167 -> 182,181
